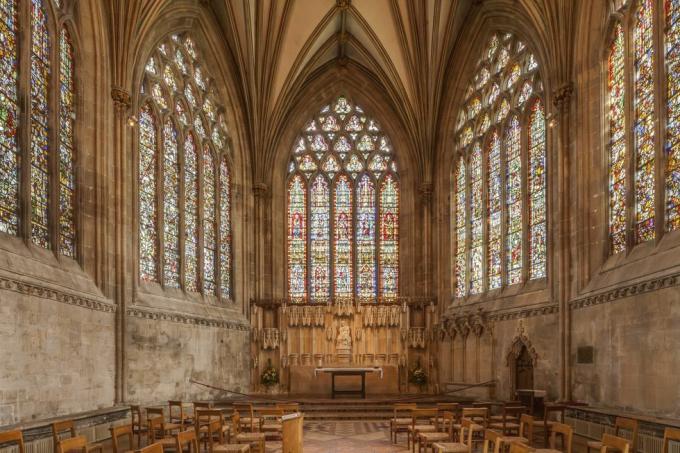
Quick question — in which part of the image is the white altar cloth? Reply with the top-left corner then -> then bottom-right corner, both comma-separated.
313,367 -> 384,379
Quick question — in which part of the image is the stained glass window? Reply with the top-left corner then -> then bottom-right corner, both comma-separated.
454,159 -> 467,297
528,101 -> 547,279
453,32 -> 546,299
287,96 -> 399,303
0,0 -> 19,234
139,105 -> 158,282
203,145 -> 216,293
288,175 -> 307,301
633,0 -> 656,243
666,0 -> 680,231
184,134 -> 199,292
487,132 -> 502,289
379,174 -> 399,300
505,116 -> 522,285
139,33 -> 234,299
219,158 -> 232,299
162,120 -> 180,288
59,27 -> 76,257
608,23 -> 627,253
469,143 -> 484,294
30,0 -> 50,247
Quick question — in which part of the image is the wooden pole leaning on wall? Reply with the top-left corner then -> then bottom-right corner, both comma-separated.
281,412 -> 304,453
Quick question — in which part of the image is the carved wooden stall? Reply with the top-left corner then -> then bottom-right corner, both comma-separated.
250,297 -> 437,395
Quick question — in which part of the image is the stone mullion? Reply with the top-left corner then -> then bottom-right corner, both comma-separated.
18,0 -> 32,242
624,9 -> 636,252
482,142 -> 489,293
157,118 -> 166,287
351,176 -> 358,304
215,156 -> 223,301
49,14 -> 60,255
329,176 -> 336,304
520,114 -> 530,283
654,0 -> 667,242
177,129 -> 186,292
197,143 -> 205,296
374,175 -> 380,302
500,125 -> 509,288
464,150 -> 472,297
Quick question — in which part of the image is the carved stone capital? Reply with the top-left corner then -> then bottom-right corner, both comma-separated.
111,87 -> 131,113
336,0 -> 350,10
419,183 -> 433,204
552,83 -> 573,109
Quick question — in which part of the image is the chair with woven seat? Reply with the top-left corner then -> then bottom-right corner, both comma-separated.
257,408 -> 284,439
390,403 -> 417,444
408,408 -> 439,452
432,404 -> 459,429
599,434 -> 631,453
52,421 -> 104,453
454,408 -> 488,432
417,412 -> 456,453
535,404 -> 565,447
147,416 -> 176,451
483,429 -> 504,453
489,406 -> 526,435
587,418 -> 638,453
57,436 -> 103,453
232,403 -> 261,433
0,430 -> 25,453
195,409 -> 232,448
432,418 -> 480,453
110,425 -> 134,453
147,408 -> 182,436
204,418 -> 249,453
509,442 -> 533,453
489,402 -> 522,422
545,422 -> 573,453
231,411 -> 265,453
175,429 -> 199,453
169,402 -> 193,430
131,406 -> 148,448
497,413 -> 534,447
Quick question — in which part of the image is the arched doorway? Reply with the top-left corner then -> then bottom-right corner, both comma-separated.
514,345 -> 534,391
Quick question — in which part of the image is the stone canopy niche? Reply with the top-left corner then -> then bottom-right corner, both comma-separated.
250,297 -> 436,396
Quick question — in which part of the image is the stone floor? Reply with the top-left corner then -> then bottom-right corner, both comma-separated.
265,420 -> 410,452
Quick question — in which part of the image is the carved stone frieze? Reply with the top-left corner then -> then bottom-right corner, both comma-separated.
570,273 -> 680,310
126,306 -> 249,330
407,327 -> 427,349
0,276 -> 117,313
287,305 -> 325,327
362,305 -> 401,327
334,299 -> 354,317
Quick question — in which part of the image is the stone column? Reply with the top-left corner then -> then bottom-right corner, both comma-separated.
111,86 -> 132,404
552,83 -> 573,401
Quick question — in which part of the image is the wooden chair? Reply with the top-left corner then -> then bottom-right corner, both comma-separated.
232,403 -> 260,433
599,434 -> 631,453
0,430 -> 25,453
257,408 -> 284,438
663,428 -> 680,453
169,401 -> 193,429
193,402 -> 214,411
587,418 -> 638,453
454,408 -> 488,431
203,419 -> 249,453
509,442 -> 533,453
131,406 -> 148,448
276,403 -> 300,414
547,422 -> 573,453
231,412 -> 265,453
418,412 -> 456,453
110,424 -> 134,453
195,409 -> 231,447
432,418 -> 480,453
536,404 -> 565,446
498,413 -> 534,446
52,421 -> 103,453
57,436 -> 103,453
390,403 -> 417,443
146,415 -> 176,451
408,408 -> 438,452
175,430 -> 199,453
135,443 -> 164,453
147,408 -> 182,435
483,429 -> 504,453
432,404 -> 460,429
488,406 -> 526,435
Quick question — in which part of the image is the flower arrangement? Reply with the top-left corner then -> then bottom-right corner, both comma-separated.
409,361 -> 428,388
260,359 -> 279,387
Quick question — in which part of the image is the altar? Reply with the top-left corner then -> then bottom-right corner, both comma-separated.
289,364 -> 399,396
314,367 -> 383,398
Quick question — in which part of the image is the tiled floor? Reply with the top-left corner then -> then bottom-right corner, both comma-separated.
265,420 -> 411,452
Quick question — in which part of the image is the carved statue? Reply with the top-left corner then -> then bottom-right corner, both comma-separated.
336,320 -> 352,352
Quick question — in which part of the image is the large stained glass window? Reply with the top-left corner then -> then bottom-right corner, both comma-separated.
666,0 -> 680,231
184,134 -> 199,292
30,0 -> 50,247
286,95 -> 399,303
59,27 -> 76,257
633,0 -> 656,243
0,0 -> 19,235
219,158 -> 232,299
138,33 -> 234,300
452,32 -> 546,299
608,23 -> 627,254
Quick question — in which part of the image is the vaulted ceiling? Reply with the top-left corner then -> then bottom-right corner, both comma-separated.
210,0 -> 474,182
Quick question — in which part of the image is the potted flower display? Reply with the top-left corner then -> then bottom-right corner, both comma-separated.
260,359 -> 280,393
409,360 -> 428,392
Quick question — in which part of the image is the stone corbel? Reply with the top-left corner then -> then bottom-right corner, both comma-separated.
111,86 -> 131,113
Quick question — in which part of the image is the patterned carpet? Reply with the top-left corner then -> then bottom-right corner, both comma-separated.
265,420 -> 411,452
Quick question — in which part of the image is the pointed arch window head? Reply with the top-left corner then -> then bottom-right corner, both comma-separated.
137,32 -> 234,301
286,96 -> 399,303
452,32 -> 546,299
